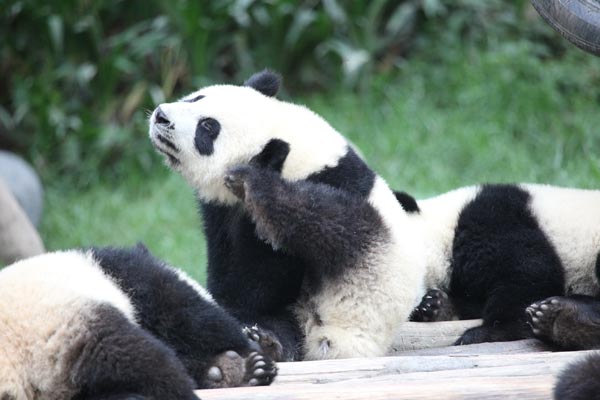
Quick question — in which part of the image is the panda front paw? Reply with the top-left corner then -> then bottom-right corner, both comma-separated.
410,289 -> 456,322
203,349 -> 277,388
244,325 -> 284,362
224,166 -> 253,200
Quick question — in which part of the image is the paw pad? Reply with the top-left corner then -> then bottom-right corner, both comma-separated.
204,348 -> 277,388
526,297 -> 563,337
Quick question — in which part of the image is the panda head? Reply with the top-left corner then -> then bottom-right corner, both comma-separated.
149,70 -> 348,204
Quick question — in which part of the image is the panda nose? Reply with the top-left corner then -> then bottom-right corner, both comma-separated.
154,107 -> 171,126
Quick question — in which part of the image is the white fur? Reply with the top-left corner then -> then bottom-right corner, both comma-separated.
171,266 -> 215,303
416,186 -> 481,288
524,184 -> 600,295
0,250 -> 136,398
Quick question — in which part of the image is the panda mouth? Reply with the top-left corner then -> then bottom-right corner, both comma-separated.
150,129 -> 181,166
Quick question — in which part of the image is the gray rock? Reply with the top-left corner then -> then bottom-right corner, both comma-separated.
0,150 -> 44,227
0,178 -> 45,264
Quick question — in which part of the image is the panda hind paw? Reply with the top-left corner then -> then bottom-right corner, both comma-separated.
526,296 -> 566,339
203,349 -> 277,388
244,325 -> 284,362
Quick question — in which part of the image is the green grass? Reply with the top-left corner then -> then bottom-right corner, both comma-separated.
41,171 -> 207,281
40,44 -> 600,282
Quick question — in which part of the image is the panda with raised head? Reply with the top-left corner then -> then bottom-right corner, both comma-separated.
0,244 -> 276,399
148,70 -> 427,361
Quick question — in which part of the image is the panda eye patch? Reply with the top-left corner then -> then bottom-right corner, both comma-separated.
199,118 -> 220,138
194,117 -> 221,155
183,94 -> 205,103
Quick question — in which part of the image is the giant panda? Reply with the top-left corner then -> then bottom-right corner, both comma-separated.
400,183 -> 600,400
0,244 -> 276,399
148,70 -> 426,361
398,183 -> 600,347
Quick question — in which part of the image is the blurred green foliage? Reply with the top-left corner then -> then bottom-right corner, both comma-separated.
0,0 -> 593,187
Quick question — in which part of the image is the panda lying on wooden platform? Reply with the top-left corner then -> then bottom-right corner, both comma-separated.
0,244 -> 275,399
149,70 -> 600,369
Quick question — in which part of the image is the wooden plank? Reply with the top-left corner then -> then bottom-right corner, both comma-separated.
390,320 -> 483,352
196,350 -> 594,400
395,339 -> 553,356
271,350 -> 582,385
197,375 -> 554,400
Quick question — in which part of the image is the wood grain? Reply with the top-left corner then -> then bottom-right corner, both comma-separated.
196,342 -> 595,400
390,319 -> 482,352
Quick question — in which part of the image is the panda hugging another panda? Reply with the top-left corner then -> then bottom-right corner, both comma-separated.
150,69 -> 600,394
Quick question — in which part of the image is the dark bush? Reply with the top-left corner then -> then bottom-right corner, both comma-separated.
0,0 -> 582,186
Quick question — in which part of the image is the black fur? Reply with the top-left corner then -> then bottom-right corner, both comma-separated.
90,245 -> 276,388
394,191 -> 420,213
203,144 -> 379,360
243,70 -> 281,97
201,201 -> 305,361
449,184 -> 565,344
184,94 -> 205,103
250,139 -> 290,172
195,117 -> 221,156
72,304 -> 198,400
224,164 -> 386,289
307,147 -> 375,197
554,353 -> 600,400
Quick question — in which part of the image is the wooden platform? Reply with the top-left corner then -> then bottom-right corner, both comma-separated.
196,321 -> 596,399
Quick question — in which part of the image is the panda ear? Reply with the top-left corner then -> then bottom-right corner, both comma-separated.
243,70 -> 281,97
250,139 -> 290,172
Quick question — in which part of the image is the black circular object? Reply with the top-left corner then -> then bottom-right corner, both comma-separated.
531,0 -> 600,56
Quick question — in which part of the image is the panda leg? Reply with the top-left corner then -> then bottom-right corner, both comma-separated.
455,280 -> 549,345
72,304 -> 198,400
91,245 -> 278,386
526,295 -> 600,350
224,164 -> 386,280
